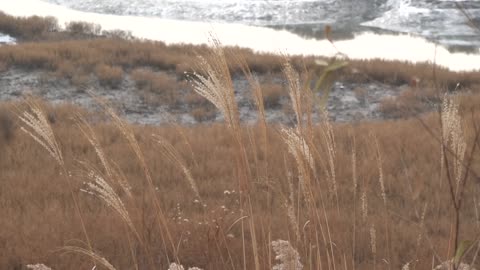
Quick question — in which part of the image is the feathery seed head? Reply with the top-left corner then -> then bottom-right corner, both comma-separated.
26,264 -> 52,270
153,134 -> 200,199
441,95 -> 466,188
272,240 -> 303,270
370,224 -> 376,255
19,100 -> 63,166
361,190 -> 368,222
188,39 -> 239,130
283,62 -> 303,126
281,127 -> 315,204
83,168 -> 135,235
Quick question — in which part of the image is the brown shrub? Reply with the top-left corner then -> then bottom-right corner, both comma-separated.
261,82 -> 286,108
190,106 -> 217,122
95,64 -> 123,88
71,73 -> 90,90
55,61 -> 76,79
347,59 -> 480,88
132,69 -> 179,106
131,68 -> 156,88
0,12 -> 59,40
149,73 -> 177,95
0,46 -> 57,70
65,21 -> 102,36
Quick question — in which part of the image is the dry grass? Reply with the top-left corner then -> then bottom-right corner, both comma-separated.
2,67 -> 480,270
1,98 -> 479,269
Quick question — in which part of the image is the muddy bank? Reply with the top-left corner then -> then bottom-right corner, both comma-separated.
0,68 -> 407,125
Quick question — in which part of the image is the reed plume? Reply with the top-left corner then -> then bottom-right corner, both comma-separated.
26,264 -> 52,270
281,126 -> 315,204
81,166 -> 137,238
283,62 -> 303,127
19,99 -> 63,166
62,246 -> 117,270
153,134 -> 200,199
441,95 -> 466,189
272,240 -> 303,270
76,114 -> 132,197
188,37 -> 239,131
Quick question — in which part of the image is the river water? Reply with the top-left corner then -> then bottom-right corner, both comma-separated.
42,0 -> 480,49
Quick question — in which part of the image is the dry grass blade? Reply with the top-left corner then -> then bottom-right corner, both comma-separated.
81,165 -> 137,238
75,114 -> 112,177
320,109 -> 339,211
18,99 -> 63,166
18,98 -> 96,265
231,52 -> 266,125
281,127 -> 315,172
88,90 -> 177,262
281,126 -> 315,204
76,114 -> 132,197
153,134 -> 201,199
62,246 -> 117,270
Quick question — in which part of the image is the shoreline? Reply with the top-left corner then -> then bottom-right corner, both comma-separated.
1,0 -> 480,72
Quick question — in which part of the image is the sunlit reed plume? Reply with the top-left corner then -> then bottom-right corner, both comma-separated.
441,95 -> 466,188
283,62 -> 303,127
281,127 -> 315,204
19,99 -> 63,166
320,109 -> 338,207
75,115 -> 132,197
188,37 -> 239,130
26,264 -> 52,270
82,167 -> 136,237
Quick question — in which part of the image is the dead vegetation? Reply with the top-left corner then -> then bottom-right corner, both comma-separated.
1,42 -> 480,270
1,95 -> 479,269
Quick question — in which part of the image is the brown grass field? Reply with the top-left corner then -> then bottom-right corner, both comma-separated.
1,12 -> 480,270
1,93 -> 480,270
